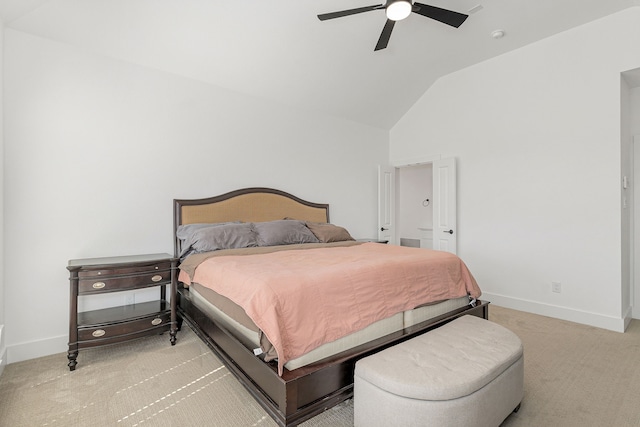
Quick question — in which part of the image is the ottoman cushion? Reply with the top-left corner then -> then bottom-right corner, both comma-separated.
355,314 -> 523,401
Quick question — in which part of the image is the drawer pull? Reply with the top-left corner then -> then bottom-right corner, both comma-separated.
151,275 -> 163,282
151,318 -> 163,326
92,329 -> 106,337
92,282 -> 106,289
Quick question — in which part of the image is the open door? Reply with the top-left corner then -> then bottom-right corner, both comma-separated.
633,135 -> 640,318
432,157 -> 457,253
378,165 -> 395,244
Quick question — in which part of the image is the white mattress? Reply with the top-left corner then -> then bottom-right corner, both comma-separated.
189,286 -> 470,371
403,296 -> 472,327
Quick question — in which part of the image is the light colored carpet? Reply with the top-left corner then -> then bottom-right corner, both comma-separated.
491,306 -> 640,427
0,324 -> 349,427
1,306 -> 639,426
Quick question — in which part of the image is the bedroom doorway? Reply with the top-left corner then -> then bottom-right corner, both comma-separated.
378,157 -> 457,254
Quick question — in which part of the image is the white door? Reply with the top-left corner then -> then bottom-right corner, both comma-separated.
634,135 -> 640,318
432,157 -> 457,253
378,165 -> 395,244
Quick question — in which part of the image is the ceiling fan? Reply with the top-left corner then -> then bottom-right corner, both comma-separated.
318,0 -> 469,51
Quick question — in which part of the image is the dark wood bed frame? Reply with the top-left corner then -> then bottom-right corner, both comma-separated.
173,187 -> 489,427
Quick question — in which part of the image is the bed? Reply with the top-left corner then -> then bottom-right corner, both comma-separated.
173,187 -> 489,426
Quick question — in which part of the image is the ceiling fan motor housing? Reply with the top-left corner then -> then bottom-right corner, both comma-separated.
386,0 -> 413,21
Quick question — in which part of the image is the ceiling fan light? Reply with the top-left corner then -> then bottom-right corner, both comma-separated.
386,0 -> 412,21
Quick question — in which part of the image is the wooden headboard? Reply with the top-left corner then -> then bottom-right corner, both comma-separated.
173,187 -> 330,257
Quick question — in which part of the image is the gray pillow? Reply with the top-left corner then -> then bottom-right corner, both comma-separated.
177,222 -> 239,257
254,220 -> 320,247
189,223 -> 258,254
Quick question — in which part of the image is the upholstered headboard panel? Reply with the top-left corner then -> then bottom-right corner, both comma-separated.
173,188 -> 330,256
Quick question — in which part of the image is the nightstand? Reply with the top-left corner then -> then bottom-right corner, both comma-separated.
67,253 -> 178,371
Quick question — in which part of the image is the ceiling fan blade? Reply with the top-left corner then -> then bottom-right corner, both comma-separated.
412,3 -> 468,28
374,19 -> 396,51
318,4 -> 384,21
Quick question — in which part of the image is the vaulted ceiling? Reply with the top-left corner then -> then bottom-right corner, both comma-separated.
1,0 -> 639,129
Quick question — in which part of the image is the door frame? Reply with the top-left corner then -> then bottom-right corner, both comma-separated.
384,155 -> 457,252
632,135 -> 639,319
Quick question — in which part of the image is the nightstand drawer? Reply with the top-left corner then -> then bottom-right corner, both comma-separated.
78,269 -> 171,294
77,261 -> 172,279
78,311 -> 171,342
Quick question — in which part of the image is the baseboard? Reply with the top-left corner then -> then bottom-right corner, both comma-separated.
0,345 -> 5,377
482,292 -> 627,333
0,349 -> 5,378
623,305 -> 633,331
0,324 -> 5,377
6,334 -> 68,365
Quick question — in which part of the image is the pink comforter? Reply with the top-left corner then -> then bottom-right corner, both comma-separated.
182,243 -> 481,375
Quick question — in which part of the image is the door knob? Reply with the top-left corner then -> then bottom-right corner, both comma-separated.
443,229 -> 453,234
381,227 -> 388,231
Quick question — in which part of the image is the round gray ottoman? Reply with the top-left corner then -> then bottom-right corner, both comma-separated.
354,315 -> 523,427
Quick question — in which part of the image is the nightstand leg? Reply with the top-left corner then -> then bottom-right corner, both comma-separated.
67,350 -> 78,371
170,258 -> 178,346
68,270 -> 79,371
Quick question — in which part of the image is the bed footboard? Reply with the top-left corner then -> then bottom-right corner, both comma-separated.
177,284 -> 489,427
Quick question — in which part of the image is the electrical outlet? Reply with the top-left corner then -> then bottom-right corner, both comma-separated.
552,282 -> 562,293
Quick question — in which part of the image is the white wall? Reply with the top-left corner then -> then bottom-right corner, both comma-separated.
3,29 -> 388,363
391,8 -> 640,332
0,16 -> 6,376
